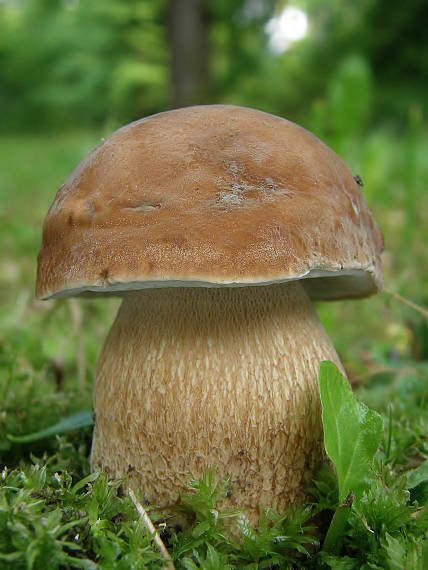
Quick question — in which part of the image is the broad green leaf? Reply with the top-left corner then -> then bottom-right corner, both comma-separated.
7,410 -> 93,443
318,361 -> 383,502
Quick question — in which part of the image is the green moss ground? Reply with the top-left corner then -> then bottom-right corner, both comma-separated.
0,131 -> 427,568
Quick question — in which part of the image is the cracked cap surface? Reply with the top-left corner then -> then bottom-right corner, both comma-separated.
36,104 -> 383,300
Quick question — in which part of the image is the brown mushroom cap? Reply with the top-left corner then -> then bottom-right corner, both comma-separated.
36,104 -> 383,301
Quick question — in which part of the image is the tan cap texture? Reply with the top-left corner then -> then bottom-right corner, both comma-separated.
36,104 -> 383,300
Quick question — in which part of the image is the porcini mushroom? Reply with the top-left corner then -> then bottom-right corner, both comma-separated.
36,105 -> 383,521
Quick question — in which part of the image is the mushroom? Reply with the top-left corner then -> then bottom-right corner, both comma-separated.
36,105 -> 383,521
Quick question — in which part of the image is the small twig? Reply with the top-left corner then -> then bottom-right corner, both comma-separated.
383,288 -> 428,320
128,488 -> 175,570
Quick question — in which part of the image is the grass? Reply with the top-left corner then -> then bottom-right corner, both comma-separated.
0,363 -> 427,568
0,124 -> 427,568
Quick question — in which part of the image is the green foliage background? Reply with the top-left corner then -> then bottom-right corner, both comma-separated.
1,0 -> 426,375
0,0 -> 427,567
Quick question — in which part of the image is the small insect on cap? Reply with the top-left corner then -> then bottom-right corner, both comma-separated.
36,105 -> 384,301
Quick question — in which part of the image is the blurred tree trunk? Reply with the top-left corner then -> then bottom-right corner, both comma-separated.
168,0 -> 210,107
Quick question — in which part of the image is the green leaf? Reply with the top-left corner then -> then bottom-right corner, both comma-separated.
322,495 -> 353,554
192,520 -> 211,537
0,552 -> 23,562
318,361 -> 383,502
61,554 -> 98,570
7,410 -> 93,443
383,533 -> 407,570
319,553 -> 359,569
407,461 -> 428,490
71,472 -> 100,494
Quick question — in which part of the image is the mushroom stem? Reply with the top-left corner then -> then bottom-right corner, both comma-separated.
91,282 -> 343,521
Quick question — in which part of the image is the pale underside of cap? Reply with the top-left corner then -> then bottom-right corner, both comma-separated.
36,105 -> 384,301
